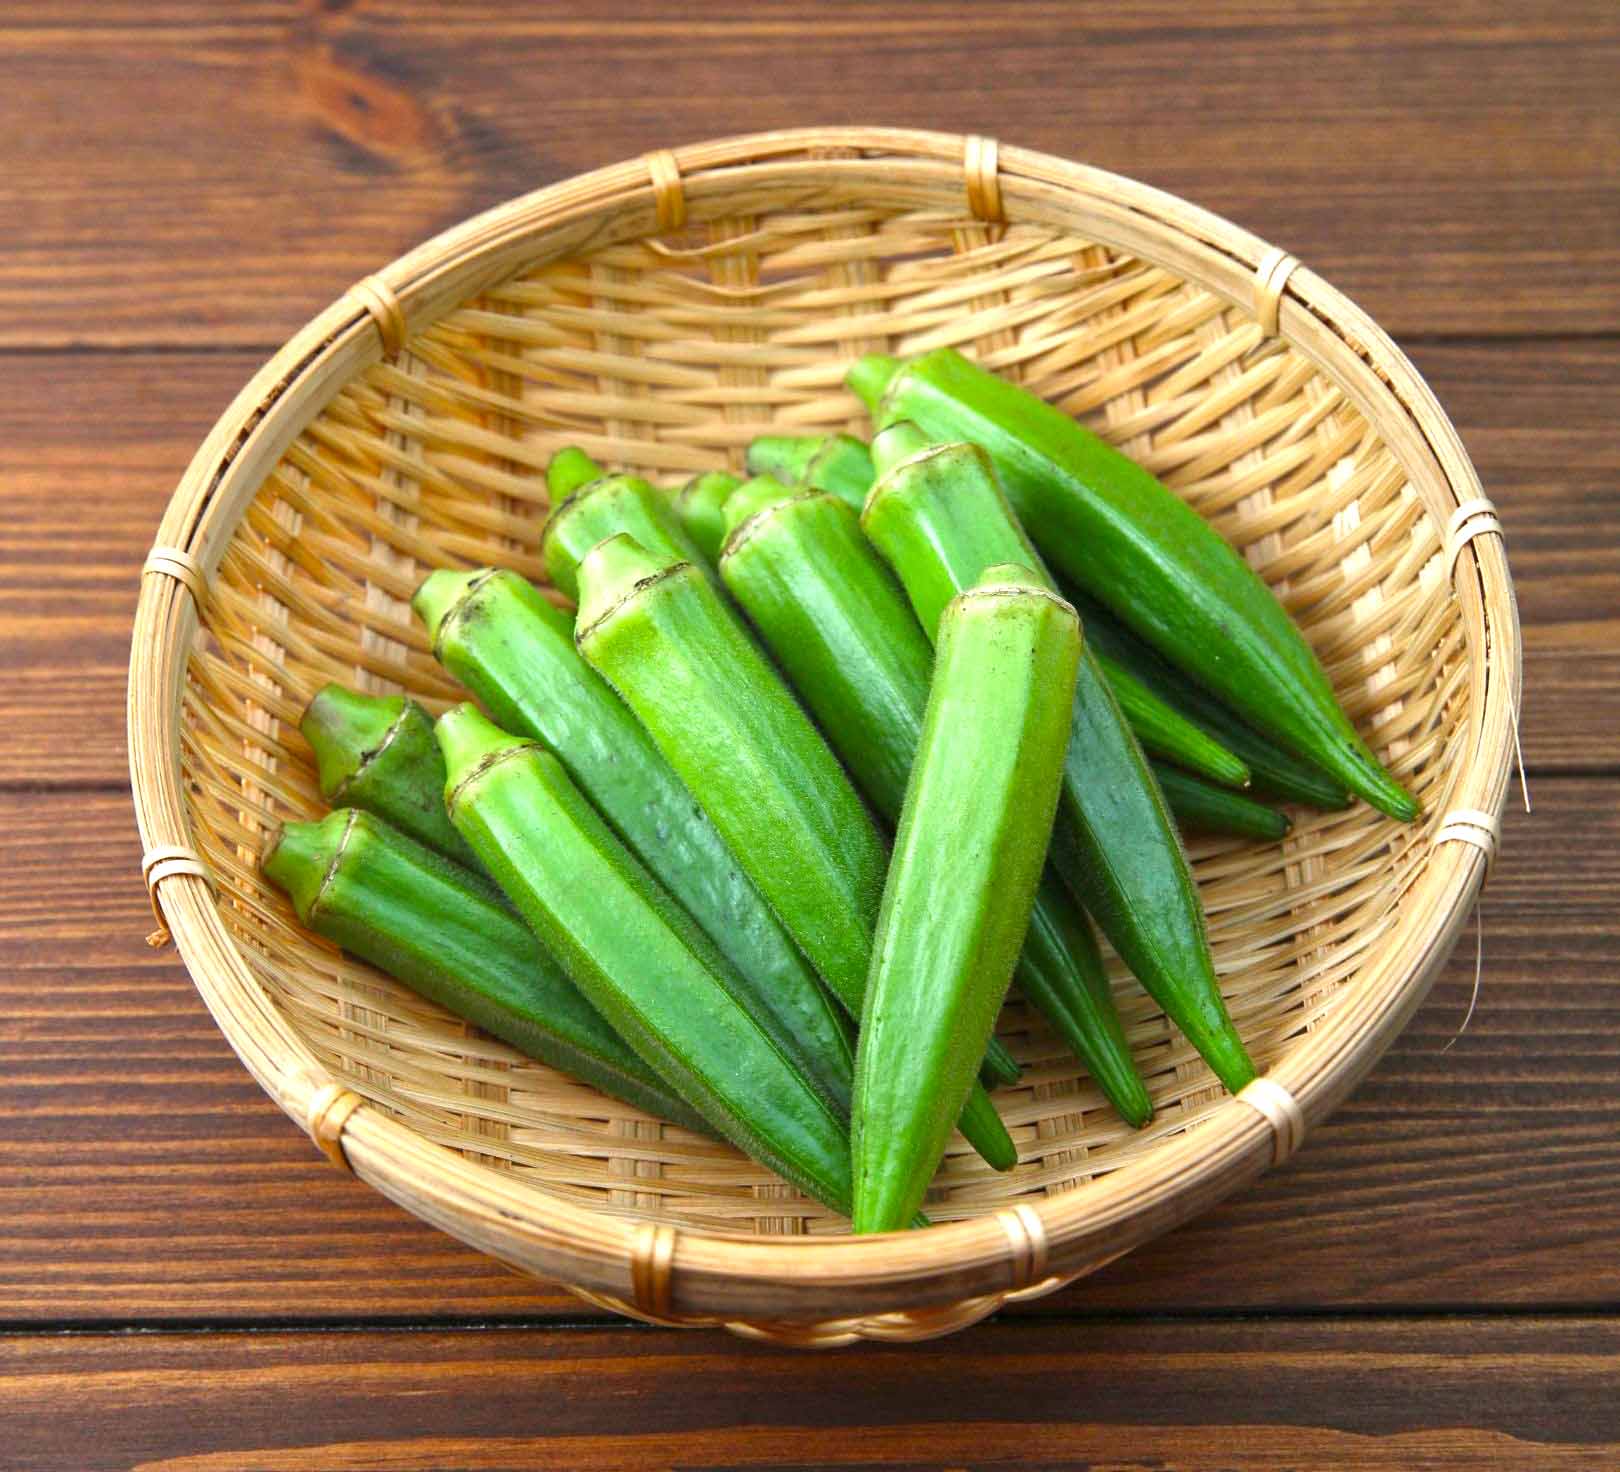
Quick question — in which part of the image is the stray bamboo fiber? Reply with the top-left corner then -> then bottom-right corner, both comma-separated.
128,129 -> 1518,1346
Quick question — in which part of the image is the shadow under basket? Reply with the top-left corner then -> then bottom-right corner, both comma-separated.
128,128 -> 1519,1347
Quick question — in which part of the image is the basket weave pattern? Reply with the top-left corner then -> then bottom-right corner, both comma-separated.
129,130 -> 1516,1344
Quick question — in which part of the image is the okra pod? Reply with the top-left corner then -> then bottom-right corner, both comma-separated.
850,348 -> 1419,821
575,534 -> 1017,1171
719,482 -> 1149,1124
719,479 -> 1024,1091
436,706 -> 857,1215
413,567 -> 856,1115
863,432 -> 1256,1095
301,684 -> 480,871
1153,761 -> 1293,841
674,470 -> 741,563
853,566 -> 1080,1231
1064,584 -> 1352,811
541,468 -> 715,601
262,808 -> 707,1133
747,432 -> 874,510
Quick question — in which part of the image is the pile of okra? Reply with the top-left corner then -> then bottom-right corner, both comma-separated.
266,348 -> 1418,1233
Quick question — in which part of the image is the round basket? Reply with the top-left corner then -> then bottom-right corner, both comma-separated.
128,127 -> 1519,1347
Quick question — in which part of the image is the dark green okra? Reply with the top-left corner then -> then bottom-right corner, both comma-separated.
301,684 -> 480,870
1153,761 -> 1292,841
1063,583 -> 1352,811
863,428 -> 1256,1096
262,808 -> 707,1133
674,470 -> 742,563
574,534 -> 1017,1172
746,433 -> 875,511
436,706 -> 858,1216
412,567 -> 856,1116
719,481 -> 1149,1124
853,566 -> 1081,1232
849,347 -> 1418,821
541,466 -> 716,602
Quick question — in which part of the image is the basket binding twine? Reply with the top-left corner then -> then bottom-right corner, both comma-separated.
128,128 -> 1519,1343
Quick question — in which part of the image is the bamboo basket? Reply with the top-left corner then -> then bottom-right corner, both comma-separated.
128,128 -> 1518,1346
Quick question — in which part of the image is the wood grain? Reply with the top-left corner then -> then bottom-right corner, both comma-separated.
5,1317 -> 1620,1470
6,339 -> 1615,789
6,6 -> 1616,1463
3,780 -> 1612,1323
1,2 -> 1616,346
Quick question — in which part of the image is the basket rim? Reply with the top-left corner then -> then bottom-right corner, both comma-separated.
127,126 -> 1521,1327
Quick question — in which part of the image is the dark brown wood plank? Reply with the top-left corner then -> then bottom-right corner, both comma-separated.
3,779 -> 1613,1323
1,2 -> 1616,345
0,350 -> 260,787
5,1317 -> 1620,1471
7,338 -> 1608,789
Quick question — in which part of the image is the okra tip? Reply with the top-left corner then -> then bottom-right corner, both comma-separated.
1358,759 -> 1423,824
300,684 -> 405,800
261,809 -> 355,924
744,434 -> 821,484
573,532 -> 682,636
845,353 -> 902,415
546,446 -> 603,501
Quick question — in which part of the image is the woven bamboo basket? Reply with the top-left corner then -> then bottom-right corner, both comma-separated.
128,128 -> 1518,1346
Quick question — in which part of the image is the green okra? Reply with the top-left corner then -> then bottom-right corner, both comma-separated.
262,808 -> 707,1133
853,565 -> 1081,1232
863,430 -> 1256,1096
1153,761 -> 1293,841
849,348 -> 1418,822
435,706 -> 858,1215
301,684 -> 480,871
719,479 -> 1024,1092
747,432 -> 874,511
541,468 -> 715,602
412,567 -> 856,1116
719,481 -> 1149,1125
575,533 -> 1017,1172
674,470 -> 741,563
1063,583 -> 1352,811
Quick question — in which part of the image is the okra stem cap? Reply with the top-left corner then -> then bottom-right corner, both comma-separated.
719,474 -> 796,544
300,684 -> 406,800
744,435 -> 822,484
435,703 -> 531,798
574,533 -> 682,635
261,810 -> 354,925
546,446 -> 603,501
869,420 -> 939,478
412,568 -> 487,647
846,353 -> 903,415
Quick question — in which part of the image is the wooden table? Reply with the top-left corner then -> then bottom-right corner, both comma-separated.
4,5 -> 1616,1467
